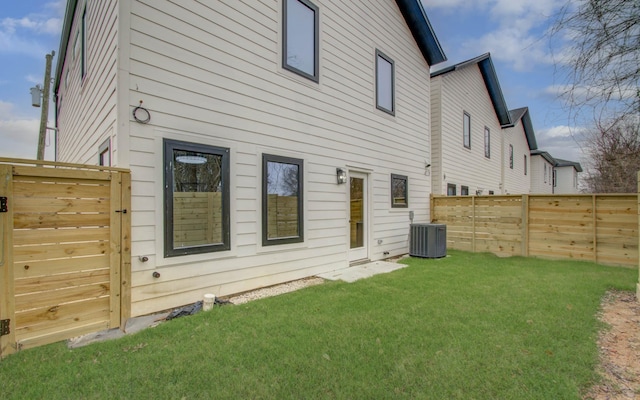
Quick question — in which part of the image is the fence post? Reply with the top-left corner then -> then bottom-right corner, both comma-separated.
472,196 -> 476,252
429,194 -> 434,223
521,195 -> 529,257
0,165 -> 16,358
637,172 -> 640,300
592,195 -> 598,264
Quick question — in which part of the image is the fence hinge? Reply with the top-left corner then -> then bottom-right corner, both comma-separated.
0,319 -> 9,336
0,197 -> 6,212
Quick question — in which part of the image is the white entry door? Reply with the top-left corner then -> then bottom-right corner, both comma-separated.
349,171 -> 368,262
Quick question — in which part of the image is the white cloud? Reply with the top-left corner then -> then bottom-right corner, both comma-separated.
538,125 -> 586,139
536,124 -> 588,163
0,2 -> 62,57
0,101 -> 41,159
423,0 -> 565,71
462,27 -> 552,72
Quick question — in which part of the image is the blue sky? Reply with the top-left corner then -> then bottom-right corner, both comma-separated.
0,1 -> 585,164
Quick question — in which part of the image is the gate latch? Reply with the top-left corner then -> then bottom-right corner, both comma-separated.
0,197 -> 6,212
0,319 -> 9,336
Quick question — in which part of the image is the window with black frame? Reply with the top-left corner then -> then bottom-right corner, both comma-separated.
163,139 -> 230,257
263,154 -> 304,246
391,174 -> 407,207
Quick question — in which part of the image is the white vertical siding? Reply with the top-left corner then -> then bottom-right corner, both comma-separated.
431,66 -> 503,195
502,122 -> 531,194
123,0 -> 433,315
57,0 -> 119,165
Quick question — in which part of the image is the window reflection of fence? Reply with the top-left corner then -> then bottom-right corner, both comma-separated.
173,192 -> 223,248
267,195 -> 298,239
350,199 -> 363,248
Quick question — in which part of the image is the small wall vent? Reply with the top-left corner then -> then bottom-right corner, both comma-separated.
409,224 -> 446,258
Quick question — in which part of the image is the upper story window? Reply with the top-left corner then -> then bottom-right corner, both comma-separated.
524,155 -> 527,175
461,185 -> 469,196
544,163 -> 547,182
283,0 -> 319,82
164,139 -> 230,257
391,174 -> 407,207
263,154 -> 304,246
81,6 -> 87,79
463,112 -> 471,149
553,169 -> 557,187
509,144 -> 514,169
484,127 -> 490,158
376,50 -> 395,115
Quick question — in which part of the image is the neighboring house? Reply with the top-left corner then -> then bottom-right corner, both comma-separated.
430,53 -> 511,196
554,159 -> 583,194
502,107 -> 536,194
530,150 -> 555,194
53,0 -> 446,316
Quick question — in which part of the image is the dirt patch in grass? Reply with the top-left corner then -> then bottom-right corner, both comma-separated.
585,291 -> 640,399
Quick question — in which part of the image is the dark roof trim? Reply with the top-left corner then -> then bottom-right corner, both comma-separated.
530,150 -> 556,165
54,0 -> 79,94
431,53 -> 511,126
395,0 -> 447,66
554,158 -> 583,172
507,107 -> 538,151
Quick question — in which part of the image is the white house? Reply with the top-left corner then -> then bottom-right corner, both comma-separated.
430,53 -> 511,196
53,0 -> 447,316
530,150 -> 555,194
502,107 -> 536,194
554,159 -> 583,194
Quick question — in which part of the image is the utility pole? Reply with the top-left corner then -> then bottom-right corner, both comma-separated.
37,50 -> 55,161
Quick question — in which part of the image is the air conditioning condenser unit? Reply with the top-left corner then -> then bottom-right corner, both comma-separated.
409,223 -> 446,258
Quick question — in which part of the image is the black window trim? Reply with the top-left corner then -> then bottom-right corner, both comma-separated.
163,139 -> 231,257
262,153 -> 304,246
282,0 -> 319,82
390,173 -> 408,208
447,183 -> 457,196
509,144 -> 514,169
81,6 -> 87,80
98,137 -> 110,166
463,111 -> 471,149
375,49 -> 395,115
484,126 -> 490,158
461,185 -> 469,196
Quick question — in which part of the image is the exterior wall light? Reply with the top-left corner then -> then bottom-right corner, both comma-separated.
336,168 -> 347,184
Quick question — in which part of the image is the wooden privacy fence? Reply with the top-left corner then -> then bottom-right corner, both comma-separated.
173,192 -> 223,247
266,194 -> 299,239
0,159 -> 131,358
431,194 -> 638,267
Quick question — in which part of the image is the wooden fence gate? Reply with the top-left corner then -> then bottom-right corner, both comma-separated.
0,160 -> 131,358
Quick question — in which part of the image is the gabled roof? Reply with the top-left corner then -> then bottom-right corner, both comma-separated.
554,158 -> 583,172
530,150 -> 555,165
54,0 -> 78,94
395,0 -> 447,66
430,53 -> 512,126
506,107 -> 538,151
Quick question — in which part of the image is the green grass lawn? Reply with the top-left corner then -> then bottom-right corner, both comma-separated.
1,251 -> 637,399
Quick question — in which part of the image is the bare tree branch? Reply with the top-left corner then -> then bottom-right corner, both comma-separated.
550,0 -> 640,125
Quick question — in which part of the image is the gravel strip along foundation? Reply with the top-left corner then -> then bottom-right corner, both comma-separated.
226,277 -> 325,305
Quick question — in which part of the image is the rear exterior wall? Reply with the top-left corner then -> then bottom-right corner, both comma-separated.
122,0 -> 434,315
